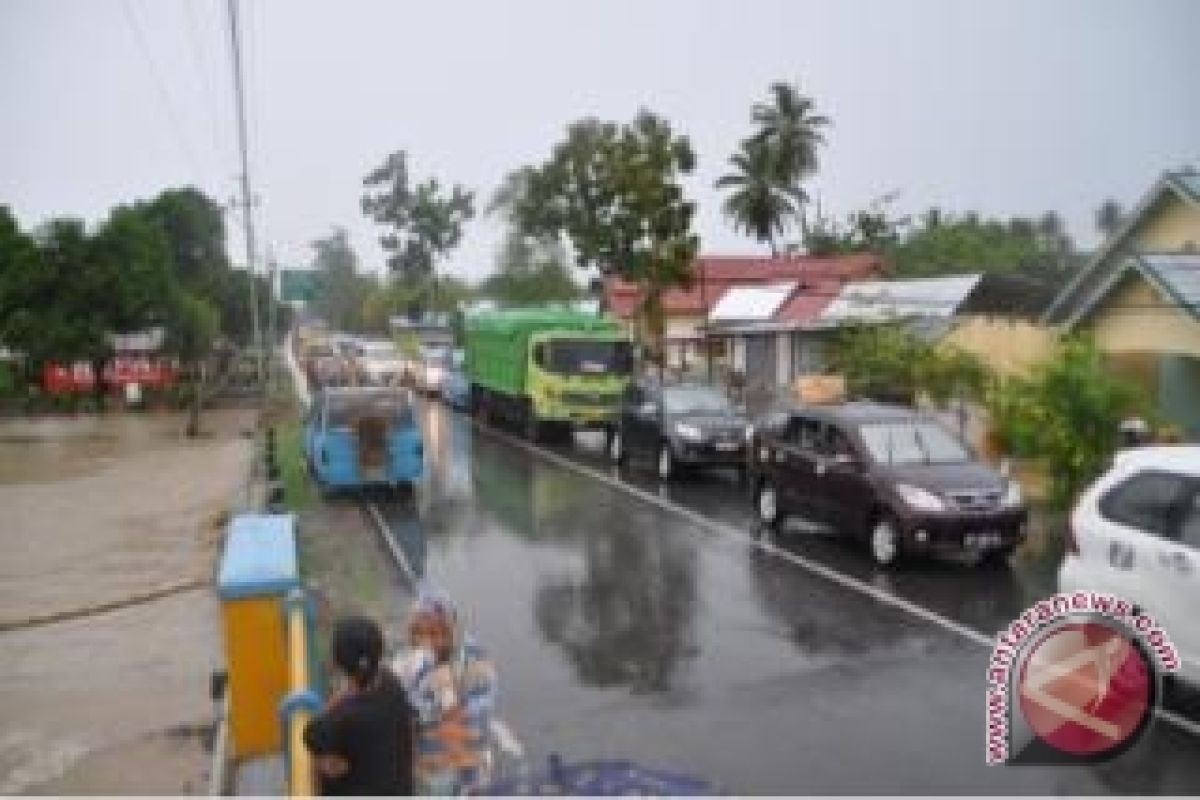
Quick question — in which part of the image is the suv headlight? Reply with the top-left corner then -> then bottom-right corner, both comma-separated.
896,484 -> 946,513
1002,480 -> 1023,508
675,423 -> 704,442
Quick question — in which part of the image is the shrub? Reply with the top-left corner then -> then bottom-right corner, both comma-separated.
984,336 -> 1147,507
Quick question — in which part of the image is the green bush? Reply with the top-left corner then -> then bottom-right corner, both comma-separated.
984,336 -> 1147,507
828,324 -> 988,406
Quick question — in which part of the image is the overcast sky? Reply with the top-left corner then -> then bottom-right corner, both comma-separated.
3,0 -> 1198,285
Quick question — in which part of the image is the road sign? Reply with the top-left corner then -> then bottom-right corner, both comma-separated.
280,269 -> 318,303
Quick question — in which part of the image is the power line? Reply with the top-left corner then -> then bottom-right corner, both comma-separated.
120,0 -> 206,183
226,0 -> 264,392
182,0 -> 225,173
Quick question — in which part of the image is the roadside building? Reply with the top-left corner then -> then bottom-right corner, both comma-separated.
1044,168 -> 1200,437
710,274 -> 986,392
603,254 -> 885,372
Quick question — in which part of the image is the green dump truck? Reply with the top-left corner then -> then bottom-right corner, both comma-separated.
465,308 -> 634,441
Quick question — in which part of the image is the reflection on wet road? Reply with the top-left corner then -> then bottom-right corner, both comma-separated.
372,401 -> 1200,794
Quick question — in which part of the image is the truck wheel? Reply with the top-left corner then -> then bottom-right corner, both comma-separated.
524,406 -> 543,443
657,443 -> 674,481
608,429 -> 625,464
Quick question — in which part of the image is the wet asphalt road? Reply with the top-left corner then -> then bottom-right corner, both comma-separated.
371,399 -> 1200,794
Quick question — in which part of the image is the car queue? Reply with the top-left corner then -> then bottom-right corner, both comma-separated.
296,320 -> 1199,688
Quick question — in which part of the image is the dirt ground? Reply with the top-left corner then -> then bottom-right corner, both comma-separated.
0,408 -> 257,794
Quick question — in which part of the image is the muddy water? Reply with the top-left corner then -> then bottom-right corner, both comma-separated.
0,409 -> 256,794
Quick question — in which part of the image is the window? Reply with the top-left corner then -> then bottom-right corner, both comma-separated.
784,416 -> 824,451
857,421 -> 970,466
662,386 -> 732,415
818,426 -> 856,460
1099,471 -> 1193,539
1176,487 -> 1200,549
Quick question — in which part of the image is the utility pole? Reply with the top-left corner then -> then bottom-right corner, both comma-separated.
227,0 -> 264,399
267,253 -> 278,392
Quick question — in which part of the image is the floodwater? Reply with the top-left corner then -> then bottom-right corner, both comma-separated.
0,409 -> 255,794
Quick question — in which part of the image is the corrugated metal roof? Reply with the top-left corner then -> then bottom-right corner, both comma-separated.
819,275 -> 982,324
1171,171 -> 1200,205
1142,254 -> 1200,320
708,282 -> 797,322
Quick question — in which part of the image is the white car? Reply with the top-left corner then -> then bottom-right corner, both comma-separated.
415,346 -> 452,395
1058,445 -> 1200,686
355,340 -> 406,386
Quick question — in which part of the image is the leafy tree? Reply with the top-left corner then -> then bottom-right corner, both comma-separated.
1096,199 -> 1124,240
985,337 -> 1147,507
479,231 -> 580,308
308,228 -> 375,331
2,211 -> 173,407
361,151 -> 475,301
360,273 -> 474,335
137,188 -> 228,297
715,137 -> 804,254
890,208 -> 1077,284
828,324 -> 987,407
166,290 -> 219,435
804,197 -> 907,256
508,111 -> 700,360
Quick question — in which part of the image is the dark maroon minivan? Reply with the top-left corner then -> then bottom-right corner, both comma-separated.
748,402 -> 1028,567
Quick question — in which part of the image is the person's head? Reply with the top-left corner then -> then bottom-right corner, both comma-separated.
407,589 -> 457,663
331,615 -> 384,687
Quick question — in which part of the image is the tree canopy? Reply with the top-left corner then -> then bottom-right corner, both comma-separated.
479,231 -> 580,309
503,110 -> 699,352
361,150 -> 475,291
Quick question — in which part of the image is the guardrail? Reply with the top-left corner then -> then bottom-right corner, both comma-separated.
281,590 -> 321,798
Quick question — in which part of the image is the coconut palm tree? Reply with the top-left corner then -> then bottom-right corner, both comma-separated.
751,82 -> 831,183
715,137 -> 807,255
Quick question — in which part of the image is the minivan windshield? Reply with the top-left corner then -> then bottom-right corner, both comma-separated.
857,420 -> 971,465
544,340 -> 633,376
663,386 -> 733,416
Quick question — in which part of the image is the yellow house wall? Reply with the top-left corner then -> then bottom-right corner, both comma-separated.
1084,274 -> 1200,358
941,317 -> 1058,377
1131,193 -> 1200,252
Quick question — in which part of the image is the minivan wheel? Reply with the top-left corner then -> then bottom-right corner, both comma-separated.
978,543 -> 1016,569
756,483 -> 780,529
657,443 -> 674,481
870,516 -> 903,567
608,429 -> 625,464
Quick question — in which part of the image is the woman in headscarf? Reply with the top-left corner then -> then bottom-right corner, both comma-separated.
392,587 -> 498,795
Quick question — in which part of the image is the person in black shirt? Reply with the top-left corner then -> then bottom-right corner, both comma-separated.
304,615 -> 416,795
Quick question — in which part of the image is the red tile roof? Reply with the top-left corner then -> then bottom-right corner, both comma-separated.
604,254 -> 886,319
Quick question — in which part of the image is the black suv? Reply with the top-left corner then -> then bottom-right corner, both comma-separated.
749,402 -> 1028,567
608,381 -> 750,481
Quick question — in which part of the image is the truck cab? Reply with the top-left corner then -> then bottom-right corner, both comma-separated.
466,309 -> 634,442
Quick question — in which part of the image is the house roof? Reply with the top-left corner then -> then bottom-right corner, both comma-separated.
956,271 -> 1060,318
818,274 -> 982,326
708,282 -> 797,323
1045,168 -> 1200,324
774,278 -> 843,324
604,253 -> 886,319
1072,253 -> 1200,325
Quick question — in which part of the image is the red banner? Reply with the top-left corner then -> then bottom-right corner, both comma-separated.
42,358 -> 179,395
